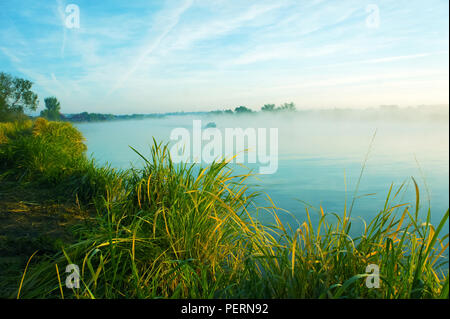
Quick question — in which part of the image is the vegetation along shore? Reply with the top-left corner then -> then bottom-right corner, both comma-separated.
0,117 -> 448,299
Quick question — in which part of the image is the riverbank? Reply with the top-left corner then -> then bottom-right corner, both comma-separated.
0,179 -> 91,297
0,118 -> 448,299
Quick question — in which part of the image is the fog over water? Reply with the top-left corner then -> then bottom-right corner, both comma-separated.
75,107 -> 449,233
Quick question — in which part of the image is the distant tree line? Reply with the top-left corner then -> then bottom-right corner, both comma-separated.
0,72 -> 164,123
209,102 -> 297,115
1,72 -> 300,123
66,112 -> 115,122
65,112 -> 166,122
4,71 -> 442,125
261,102 -> 296,112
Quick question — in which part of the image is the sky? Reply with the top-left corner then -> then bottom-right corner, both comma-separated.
0,0 -> 448,114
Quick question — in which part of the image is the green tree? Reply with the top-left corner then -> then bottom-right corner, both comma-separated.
261,104 -> 276,112
40,96 -> 62,121
0,95 -> 8,120
278,102 -> 296,111
234,106 -> 253,114
0,72 -> 39,122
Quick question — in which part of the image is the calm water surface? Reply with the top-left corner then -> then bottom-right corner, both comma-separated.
75,114 -> 449,232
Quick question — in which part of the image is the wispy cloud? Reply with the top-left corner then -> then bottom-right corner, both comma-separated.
0,0 -> 448,113
108,0 -> 194,95
360,51 -> 449,64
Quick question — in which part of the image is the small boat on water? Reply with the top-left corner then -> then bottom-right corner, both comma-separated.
205,122 -> 217,128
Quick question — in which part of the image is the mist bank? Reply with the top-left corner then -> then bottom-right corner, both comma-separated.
58,104 -> 449,124
74,106 -> 449,229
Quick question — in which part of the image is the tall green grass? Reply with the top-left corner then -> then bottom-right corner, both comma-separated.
1,119 -> 448,298
237,183 -> 449,298
0,118 -> 85,178
0,118 -> 123,202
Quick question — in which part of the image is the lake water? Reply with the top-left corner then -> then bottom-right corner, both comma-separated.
75,111 -> 449,233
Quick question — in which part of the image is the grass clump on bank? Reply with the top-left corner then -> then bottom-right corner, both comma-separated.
0,119 -> 448,299
0,118 -> 123,203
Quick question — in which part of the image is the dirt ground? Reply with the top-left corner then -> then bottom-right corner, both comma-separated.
0,179 -> 89,297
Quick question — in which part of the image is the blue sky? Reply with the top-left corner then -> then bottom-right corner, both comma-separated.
0,0 -> 448,114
